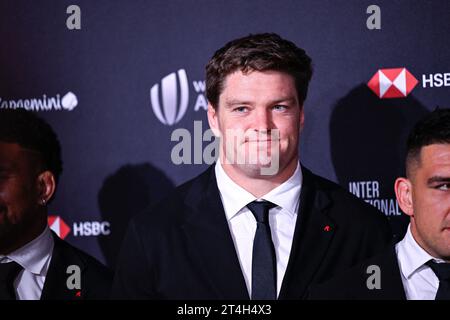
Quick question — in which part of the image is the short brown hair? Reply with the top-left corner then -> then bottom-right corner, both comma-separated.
206,33 -> 313,108
405,108 -> 450,177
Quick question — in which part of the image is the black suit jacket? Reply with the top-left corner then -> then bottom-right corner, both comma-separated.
39,232 -> 113,300
112,165 -> 392,299
307,243 -> 406,300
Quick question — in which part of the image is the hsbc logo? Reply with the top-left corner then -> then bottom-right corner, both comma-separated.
72,221 -> 110,237
48,216 -> 71,239
368,68 -> 418,98
368,68 -> 450,99
48,215 -> 111,238
150,69 -> 208,126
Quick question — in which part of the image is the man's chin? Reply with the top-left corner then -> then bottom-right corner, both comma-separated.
0,224 -> 14,240
234,162 -> 281,178
0,216 -> 23,242
0,227 -> 19,253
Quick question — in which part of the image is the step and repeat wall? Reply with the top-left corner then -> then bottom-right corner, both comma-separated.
1,0 -> 449,268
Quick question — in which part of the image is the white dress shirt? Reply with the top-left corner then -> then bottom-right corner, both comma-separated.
215,161 -> 302,298
395,224 -> 446,300
0,226 -> 54,300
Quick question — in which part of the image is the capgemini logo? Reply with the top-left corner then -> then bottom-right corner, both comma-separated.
61,91 -> 78,111
0,92 -> 78,111
150,69 -> 189,125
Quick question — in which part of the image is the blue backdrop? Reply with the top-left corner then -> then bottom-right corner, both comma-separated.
1,0 -> 449,268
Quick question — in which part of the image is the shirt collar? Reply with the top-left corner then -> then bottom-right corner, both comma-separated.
0,226 -> 54,276
396,224 -> 446,279
215,160 -> 302,221
262,164 -> 302,216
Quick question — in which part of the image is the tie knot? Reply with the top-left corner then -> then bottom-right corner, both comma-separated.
247,200 -> 276,223
0,261 -> 23,283
427,261 -> 450,281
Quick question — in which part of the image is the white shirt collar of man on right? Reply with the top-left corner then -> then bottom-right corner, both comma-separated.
396,224 -> 447,300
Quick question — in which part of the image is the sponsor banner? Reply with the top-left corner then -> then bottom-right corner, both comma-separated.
348,180 -> 402,216
48,216 -> 111,239
367,68 -> 450,98
0,92 -> 78,111
150,69 -> 207,125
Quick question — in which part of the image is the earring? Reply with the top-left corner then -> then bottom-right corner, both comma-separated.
41,199 -> 46,205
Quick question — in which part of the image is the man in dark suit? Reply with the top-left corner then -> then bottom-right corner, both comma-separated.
0,109 -> 112,300
112,33 -> 392,299
308,108 -> 450,300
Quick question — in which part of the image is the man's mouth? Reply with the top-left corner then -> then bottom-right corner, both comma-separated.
244,138 -> 280,143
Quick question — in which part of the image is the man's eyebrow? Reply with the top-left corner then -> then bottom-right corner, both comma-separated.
224,99 -> 252,107
270,97 -> 297,104
224,97 -> 297,107
427,176 -> 450,184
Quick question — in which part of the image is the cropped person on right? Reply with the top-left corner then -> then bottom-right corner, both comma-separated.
308,108 -> 450,300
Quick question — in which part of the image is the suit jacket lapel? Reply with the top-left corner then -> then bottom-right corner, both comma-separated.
181,167 -> 249,299
279,167 -> 336,299
378,244 -> 406,300
40,233 -> 84,300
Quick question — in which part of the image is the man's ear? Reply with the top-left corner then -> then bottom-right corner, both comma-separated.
394,177 -> 414,217
207,103 -> 221,137
36,171 -> 56,205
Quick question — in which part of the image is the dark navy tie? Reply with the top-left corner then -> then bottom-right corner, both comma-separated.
0,261 -> 23,300
247,200 -> 277,300
427,260 -> 450,300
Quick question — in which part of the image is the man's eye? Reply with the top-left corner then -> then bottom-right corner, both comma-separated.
273,105 -> 287,111
233,106 -> 248,113
436,184 -> 450,191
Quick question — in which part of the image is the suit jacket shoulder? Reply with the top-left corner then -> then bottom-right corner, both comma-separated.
307,243 -> 406,300
275,167 -> 393,298
302,167 -> 391,229
134,166 -> 391,237
41,232 -> 113,300
123,167 -> 213,247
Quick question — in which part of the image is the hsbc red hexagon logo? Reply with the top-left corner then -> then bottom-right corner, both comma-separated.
48,216 -> 71,239
368,68 -> 418,98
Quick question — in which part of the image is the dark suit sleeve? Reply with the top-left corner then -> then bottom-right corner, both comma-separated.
307,244 -> 405,300
81,257 -> 113,299
302,182 -> 394,294
360,205 -> 393,258
43,233 -> 113,300
111,218 -> 156,299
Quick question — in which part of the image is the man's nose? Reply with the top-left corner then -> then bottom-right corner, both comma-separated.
253,109 -> 273,132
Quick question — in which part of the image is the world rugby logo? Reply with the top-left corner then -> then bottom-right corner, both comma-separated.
150,69 -> 189,125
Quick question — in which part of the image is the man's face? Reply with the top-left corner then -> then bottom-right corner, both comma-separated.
400,144 -> 450,260
0,142 -> 43,253
208,70 -> 304,179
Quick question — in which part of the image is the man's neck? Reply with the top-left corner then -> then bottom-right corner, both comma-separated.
220,159 -> 299,198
